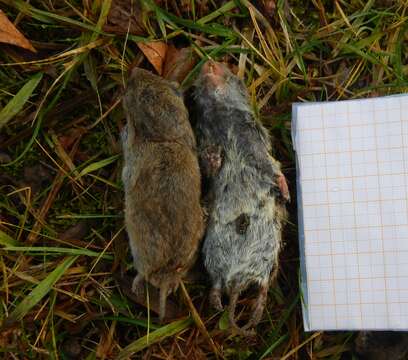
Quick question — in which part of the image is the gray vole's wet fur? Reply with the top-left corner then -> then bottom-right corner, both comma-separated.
193,61 -> 289,334
121,68 -> 204,322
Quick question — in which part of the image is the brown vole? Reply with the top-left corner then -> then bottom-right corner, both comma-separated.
121,68 -> 204,321
192,61 -> 289,334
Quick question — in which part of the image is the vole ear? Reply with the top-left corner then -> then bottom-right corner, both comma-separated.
168,80 -> 183,97
169,80 -> 181,88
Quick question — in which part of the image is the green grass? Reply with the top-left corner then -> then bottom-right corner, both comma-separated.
0,0 -> 407,358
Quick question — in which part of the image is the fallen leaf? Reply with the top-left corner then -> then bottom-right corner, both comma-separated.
103,0 -> 146,35
23,164 -> 54,195
137,41 -> 167,75
58,128 -> 87,152
59,221 -> 90,242
163,45 -> 197,83
61,338 -> 82,359
0,10 -> 36,52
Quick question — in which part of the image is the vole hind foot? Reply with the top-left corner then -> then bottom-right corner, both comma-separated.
209,286 -> 224,311
277,173 -> 290,202
228,283 -> 269,336
131,273 -> 145,296
228,290 -> 256,337
241,283 -> 268,331
201,145 -> 223,178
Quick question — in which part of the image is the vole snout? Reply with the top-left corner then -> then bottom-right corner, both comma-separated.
201,61 -> 227,89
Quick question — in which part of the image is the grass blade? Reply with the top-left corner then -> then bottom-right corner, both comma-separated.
196,1 -> 236,25
2,0 -> 108,34
116,317 -> 193,359
259,334 -> 289,360
57,214 -> 121,219
143,0 -> 237,38
76,155 -> 120,179
4,246 -> 113,259
0,72 -> 43,130
0,230 -> 19,246
5,256 -> 77,324
99,316 -> 160,330
1,63 -> 76,167
256,293 -> 300,358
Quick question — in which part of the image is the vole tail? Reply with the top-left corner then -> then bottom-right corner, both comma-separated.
228,289 -> 242,332
159,276 -> 181,323
159,280 -> 171,323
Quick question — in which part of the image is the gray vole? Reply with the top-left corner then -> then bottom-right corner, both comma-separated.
121,68 -> 205,321
193,61 -> 289,334
354,331 -> 408,360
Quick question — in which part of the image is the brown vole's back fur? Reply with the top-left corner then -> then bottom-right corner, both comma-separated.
122,68 -> 204,321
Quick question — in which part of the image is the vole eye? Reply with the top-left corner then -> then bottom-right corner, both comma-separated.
214,87 -> 225,96
140,87 -> 156,102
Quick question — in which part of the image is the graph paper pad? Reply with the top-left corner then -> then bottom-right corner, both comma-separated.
292,95 -> 408,331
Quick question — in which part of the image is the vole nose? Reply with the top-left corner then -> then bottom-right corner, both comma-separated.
201,61 -> 225,88
202,61 -> 225,77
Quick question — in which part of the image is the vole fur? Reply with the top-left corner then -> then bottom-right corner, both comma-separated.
122,68 -> 205,321
193,61 -> 289,334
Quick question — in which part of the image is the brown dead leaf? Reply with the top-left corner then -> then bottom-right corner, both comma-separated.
103,0 -> 146,35
58,128 -> 87,152
23,164 -> 53,195
163,45 -> 197,83
59,221 -> 90,242
137,41 -> 167,75
0,10 -> 36,52
61,338 -> 82,358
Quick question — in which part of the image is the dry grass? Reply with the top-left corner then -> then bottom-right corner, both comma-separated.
0,0 -> 407,359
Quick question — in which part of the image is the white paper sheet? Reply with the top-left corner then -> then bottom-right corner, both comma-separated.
292,95 -> 408,331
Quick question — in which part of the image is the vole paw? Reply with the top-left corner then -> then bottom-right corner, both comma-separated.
210,287 -> 224,311
131,274 -> 145,296
243,283 -> 268,330
201,145 -> 223,178
276,173 -> 290,202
